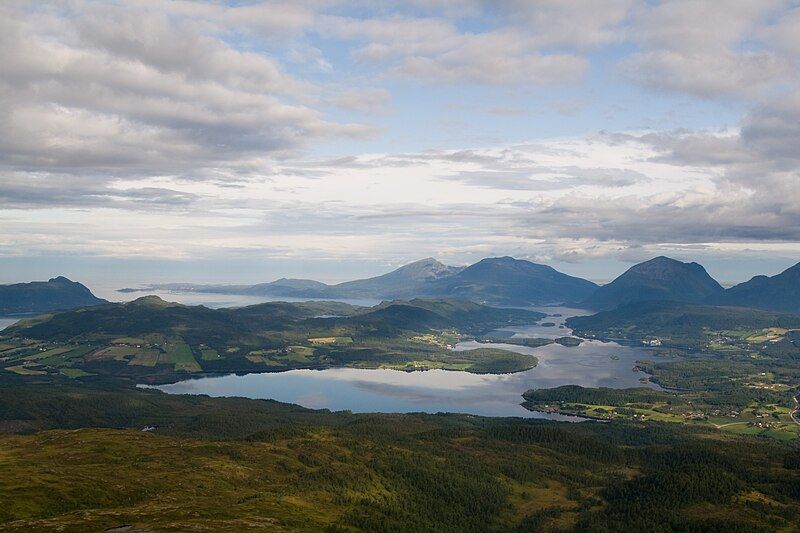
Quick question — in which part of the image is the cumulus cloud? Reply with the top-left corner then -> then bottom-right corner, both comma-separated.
0,1 -> 373,180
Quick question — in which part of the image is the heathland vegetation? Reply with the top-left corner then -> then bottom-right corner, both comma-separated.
1,381 -> 799,532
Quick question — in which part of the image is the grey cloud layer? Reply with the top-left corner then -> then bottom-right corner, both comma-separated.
0,2 -> 372,180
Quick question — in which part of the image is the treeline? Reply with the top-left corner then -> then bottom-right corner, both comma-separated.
522,385 -> 681,406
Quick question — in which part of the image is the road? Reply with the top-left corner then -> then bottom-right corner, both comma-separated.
792,393 -> 800,426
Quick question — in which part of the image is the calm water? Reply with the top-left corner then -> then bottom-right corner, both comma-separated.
94,285 -> 380,309
0,317 -> 19,331
149,307 -> 658,419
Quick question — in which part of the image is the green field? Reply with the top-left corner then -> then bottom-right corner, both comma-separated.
90,345 -> 139,361
159,343 -> 202,372
59,367 -> 94,379
22,346 -> 72,362
5,365 -> 46,376
128,349 -> 160,367
200,347 -> 221,360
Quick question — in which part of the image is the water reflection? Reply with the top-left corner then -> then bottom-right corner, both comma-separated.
148,307 -> 657,419
147,367 -> 580,419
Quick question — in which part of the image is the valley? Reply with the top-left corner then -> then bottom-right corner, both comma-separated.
2,256 -> 800,531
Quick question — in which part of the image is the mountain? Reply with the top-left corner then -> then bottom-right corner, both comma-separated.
580,256 -> 724,310
331,257 -> 463,298
231,258 -> 463,299
242,278 -> 333,298
424,257 -> 598,306
0,276 -> 107,315
126,257 -> 597,306
710,262 -> 800,313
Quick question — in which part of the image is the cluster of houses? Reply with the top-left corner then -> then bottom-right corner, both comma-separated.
642,337 -> 662,347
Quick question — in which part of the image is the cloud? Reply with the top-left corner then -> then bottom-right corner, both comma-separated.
0,173 -> 200,210
621,0 -> 795,99
1,0 -> 799,273
442,167 -> 647,190
0,1 -> 373,180
318,6 -> 607,86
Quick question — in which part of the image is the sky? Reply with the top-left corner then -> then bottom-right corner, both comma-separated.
1,0 -> 799,287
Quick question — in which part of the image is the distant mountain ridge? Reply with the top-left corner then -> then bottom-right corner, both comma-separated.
580,256 -> 725,310
117,256 -> 800,314
123,257 -> 598,307
0,277 -> 107,315
710,262 -> 800,313
580,256 -> 800,314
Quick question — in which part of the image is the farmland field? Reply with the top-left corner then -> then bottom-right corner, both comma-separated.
159,343 -> 202,372
200,348 -> 221,360
128,350 -> 160,367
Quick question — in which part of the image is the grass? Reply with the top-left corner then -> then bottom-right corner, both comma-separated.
308,336 -> 353,345
111,337 -> 147,345
200,348 -> 221,360
88,346 -> 139,361
62,345 -> 95,360
128,350 -> 160,367
159,343 -> 202,372
22,346 -> 72,362
59,368 -> 94,379
281,346 -> 316,362
5,365 -> 46,376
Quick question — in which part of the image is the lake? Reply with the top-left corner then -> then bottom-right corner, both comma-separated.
0,317 -> 19,331
148,307 -> 658,419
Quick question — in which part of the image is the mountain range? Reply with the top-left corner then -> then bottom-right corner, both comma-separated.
126,257 -> 599,307
709,262 -> 800,313
121,255 -> 800,312
6,256 -> 798,318
0,277 -> 107,315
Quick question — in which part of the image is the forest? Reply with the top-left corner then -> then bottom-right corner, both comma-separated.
1,379 -> 799,532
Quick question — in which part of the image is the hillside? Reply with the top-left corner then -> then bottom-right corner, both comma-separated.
3,382 -> 799,532
567,300 -> 800,343
1,297 -> 545,379
0,277 -> 107,315
711,262 -> 800,313
581,256 -> 724,310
